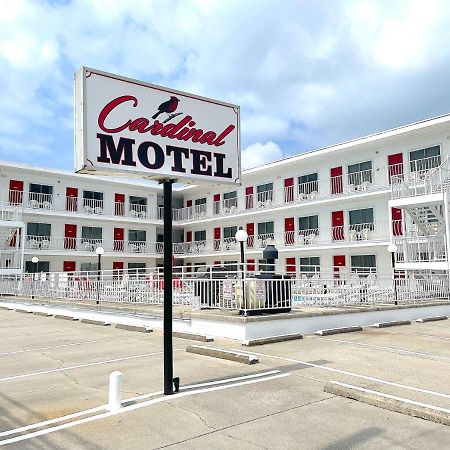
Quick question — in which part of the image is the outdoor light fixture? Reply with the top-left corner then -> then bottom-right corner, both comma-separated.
95,246 -> 104,305
235,227 -> 248,309
387,243 -> 398,305
31,256 -> 39,299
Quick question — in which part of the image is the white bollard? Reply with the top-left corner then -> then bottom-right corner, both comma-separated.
108,371 -> 122,411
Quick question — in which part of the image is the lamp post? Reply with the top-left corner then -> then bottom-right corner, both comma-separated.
31,256 -> 39,299
235,227 -> 248,310
95,246 -> 104,305
388,243 -> 398,305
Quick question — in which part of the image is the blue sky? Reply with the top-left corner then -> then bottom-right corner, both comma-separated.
2,0 -> 450,170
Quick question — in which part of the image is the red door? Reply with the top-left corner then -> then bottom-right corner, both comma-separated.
186,200 -> 192,207
247,259 -> 255,272
114,227 -> 124,251
213,193 -> 221,214
284,178 -> 294,203
214,227 -> 221,250
285,217 -> 295,245
246,223 -> 254,247
115,193 -> 125,216
113,261 -> 124,279
286,257 -> 296,276
392,208 -> 403,236
332,211 -> 344,240
388,153 -> 404,183
186,231 -> 192,242
9,180 -> 23,205
333,255 -> 346,277
9,229 -> 21,247
330,167 -> 343,194
66,187 -> 78,211
63,261 -> 76,272
245,186 -> 253,209
64,224 -> 77,249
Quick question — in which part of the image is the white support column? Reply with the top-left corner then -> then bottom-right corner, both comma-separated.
443,193 -> 450,273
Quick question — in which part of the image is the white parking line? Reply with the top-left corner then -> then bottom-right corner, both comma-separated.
0,350 -> 182,383
233,349 -> 450,400
0,371 -> 290,446
319,338 -> 450,362
0,337 -> 124,357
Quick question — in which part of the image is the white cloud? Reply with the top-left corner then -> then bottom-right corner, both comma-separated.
241,141 -> 283,169
2,0 -> 450,168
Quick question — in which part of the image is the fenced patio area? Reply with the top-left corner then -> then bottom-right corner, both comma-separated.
1,266 -> 449,314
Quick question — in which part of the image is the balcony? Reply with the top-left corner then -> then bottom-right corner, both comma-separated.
391,156 -> 448,200
24,235 -> 164,255
1,191 -> 160,221
174,165 -> 400,224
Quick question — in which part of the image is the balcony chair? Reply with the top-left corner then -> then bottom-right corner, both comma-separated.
358,181 -> 370,191
304,234 -> 316,245
297,192 -> 307,202
29,199 -> 39,209
40,239 -> 51,249
84,205 -> 94,214
83,241 -> 95,251
28,238 -> 40,249
42,201 -> 52,209
94,207 -> 103,215
359,228 -> 370,240
307,191 -> 318,200
349,229 -> 358,241
347,184 -> 355,194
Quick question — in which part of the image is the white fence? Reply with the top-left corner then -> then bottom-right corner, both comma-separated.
1,267 -> 448,312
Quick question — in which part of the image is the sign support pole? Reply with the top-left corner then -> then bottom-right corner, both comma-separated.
162,179 -> 174,395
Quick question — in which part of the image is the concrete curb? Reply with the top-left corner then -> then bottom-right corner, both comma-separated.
80,318 -> 111,326
324,381 -> 450,426
173,332 -> 213,342
186,345 -> 259,365
54,314 -> 79,321
32,311 -> 52,317
14,309 -> 32,314
242,333 -> 303,346
315,326 -> 362,336
416,316 -> 448,323
372,320 -> 411,328
115,324 -> 152,333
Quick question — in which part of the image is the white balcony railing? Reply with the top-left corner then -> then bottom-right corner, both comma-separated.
391,156 -> 448,199
27,192 -> 53,210
394,233 -> 447,264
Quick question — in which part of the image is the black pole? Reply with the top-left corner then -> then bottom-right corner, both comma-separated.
163,180 -> 174,395
97,253 -> 101,305
391,252 -> 398,305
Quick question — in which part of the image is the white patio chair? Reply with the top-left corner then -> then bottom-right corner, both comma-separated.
28,239 -> 39,249
94,207 -> 103,215
42,201 -> 52,209
84,205 -> 94,214
29,199 -> 39,209
359,228 -> 370,240
347,184 -> 355,193
40,239 -> 50,249
349,229 -> 358,241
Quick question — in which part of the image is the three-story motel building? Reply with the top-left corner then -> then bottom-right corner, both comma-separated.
1,112 -> 449,278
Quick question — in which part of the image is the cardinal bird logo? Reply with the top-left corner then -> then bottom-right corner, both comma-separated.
152,96 -> 182,123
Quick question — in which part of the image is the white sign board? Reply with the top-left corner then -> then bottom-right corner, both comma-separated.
75,67 -> 241,184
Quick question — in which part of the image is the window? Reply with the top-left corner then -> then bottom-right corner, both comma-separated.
129,196 -> 147,213
300,257 -> 320,276
83,190 -> 104,212
223,261 -> 238,272
128,262 -> 146,277
81,226 -> 102,242
298,173 -> 318,195
194,230 -> 206,241
349,208 -> 374,230
80,262 -> 99,273
257,221 -> 274,236
128,230 -> 146,242
157,234 -> 164,243
410,146 -> 441,172
351,255 -> 376,274
195,198 -> 206,205
256,183 -> 273,202
298,215 -> 319,235
223,226 -> 237,239
223,191 -> 237,207
25,260 -> 50,273
27,223 -> 51,237
29,184 -> 52,195
348,161 -> 372,185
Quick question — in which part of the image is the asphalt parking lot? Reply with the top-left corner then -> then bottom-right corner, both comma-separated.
0,307 -> 449,449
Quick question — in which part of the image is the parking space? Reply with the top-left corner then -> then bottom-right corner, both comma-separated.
0,308 -> 449,449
